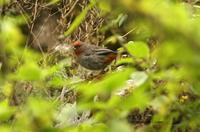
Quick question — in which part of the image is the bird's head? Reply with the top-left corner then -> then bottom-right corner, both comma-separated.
73,41 -> 83,49
72,41 -> 85,55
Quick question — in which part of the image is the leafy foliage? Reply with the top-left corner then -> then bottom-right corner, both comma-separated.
0,0 -> 200,132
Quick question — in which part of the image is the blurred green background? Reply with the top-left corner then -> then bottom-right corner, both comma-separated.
0,0 -> 200,131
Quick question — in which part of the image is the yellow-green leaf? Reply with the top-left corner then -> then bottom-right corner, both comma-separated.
126,41 -> 150,59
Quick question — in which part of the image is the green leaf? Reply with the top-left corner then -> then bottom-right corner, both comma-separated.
0,100 -> 15,121
2,82 -> 12,97
48,76 -> 64,87
118,14 -> 128,27
17,62 -> 43,81
130,71 -> 148,87
78,68 -> 134,97
0,0 -> 10,5
160,116 -> 173,132
109,120 -> 131,132
122,83 -> 150,110
0,126 -> 11,132
125,41 -> 150,59
98,0 -> 111,14
116,57 -> 134,65
1,17 -> 24,47
47,0 -> 59,5
27,98 -> 55,127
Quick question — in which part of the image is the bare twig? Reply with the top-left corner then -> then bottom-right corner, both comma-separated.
122,28 -> 136,38
64,0 -> 79,18
30,0 -> 39,32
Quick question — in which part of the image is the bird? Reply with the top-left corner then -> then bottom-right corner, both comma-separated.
72,41 -> 117,70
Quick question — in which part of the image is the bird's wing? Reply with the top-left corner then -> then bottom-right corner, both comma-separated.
94,48 -> 117,55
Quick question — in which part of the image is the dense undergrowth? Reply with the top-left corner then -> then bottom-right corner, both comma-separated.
0,0 -> 200,131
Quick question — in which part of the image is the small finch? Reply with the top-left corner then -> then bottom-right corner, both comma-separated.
72,41 -> 117,70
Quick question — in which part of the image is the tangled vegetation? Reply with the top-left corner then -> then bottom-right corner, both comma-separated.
0,0 -> 200,131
